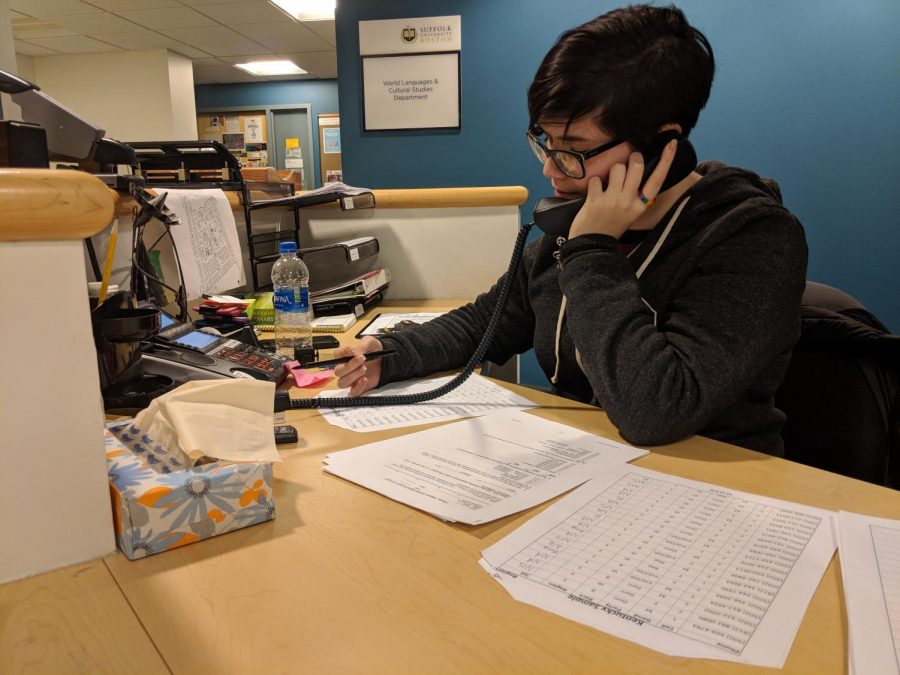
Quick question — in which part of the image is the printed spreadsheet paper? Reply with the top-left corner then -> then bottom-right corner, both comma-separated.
316,373 -> 536,432
323,409 -> 647,524
839,511 -> 900,675
481,464 -> 836,667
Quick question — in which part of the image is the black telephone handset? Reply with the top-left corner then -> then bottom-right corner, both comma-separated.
533,131 -> 698,237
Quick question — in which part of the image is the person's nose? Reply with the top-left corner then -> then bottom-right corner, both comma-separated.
542,155 -> 565,179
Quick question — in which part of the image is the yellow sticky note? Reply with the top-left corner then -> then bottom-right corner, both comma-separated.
285,137 -> 299,148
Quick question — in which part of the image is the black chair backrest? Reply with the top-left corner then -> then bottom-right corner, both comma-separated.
776,282 -> 899,486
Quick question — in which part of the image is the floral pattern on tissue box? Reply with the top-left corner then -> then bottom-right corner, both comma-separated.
105,422 -> 275,560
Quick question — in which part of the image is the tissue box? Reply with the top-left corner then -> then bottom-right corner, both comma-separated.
104,422 -> 275,560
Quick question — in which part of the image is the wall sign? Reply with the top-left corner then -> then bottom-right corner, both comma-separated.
359,16 -> 461,131
362,53 -> 459,131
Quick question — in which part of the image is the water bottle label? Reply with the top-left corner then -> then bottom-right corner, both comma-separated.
297,286 -> 309,312
274,287 -> 309,312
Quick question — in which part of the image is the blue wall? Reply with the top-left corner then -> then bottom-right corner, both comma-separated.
336,0 -> 900,350
194,79 -> 339,188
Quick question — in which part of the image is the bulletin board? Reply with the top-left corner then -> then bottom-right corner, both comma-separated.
318,113 -> 342,184
197,112 -> 269,167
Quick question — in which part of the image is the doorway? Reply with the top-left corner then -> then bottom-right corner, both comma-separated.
269,106 -> 314,191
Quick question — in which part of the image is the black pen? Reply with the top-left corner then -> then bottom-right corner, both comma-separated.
303,349 -> 396,369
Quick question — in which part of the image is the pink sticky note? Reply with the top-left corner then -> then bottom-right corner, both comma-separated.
286,361 -> 333,388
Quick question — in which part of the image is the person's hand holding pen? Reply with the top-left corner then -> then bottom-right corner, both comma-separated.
331,336 -> 385,397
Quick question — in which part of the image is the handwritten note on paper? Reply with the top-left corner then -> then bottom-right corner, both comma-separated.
316,373 -> 536,432
839,511 -> 900,674
323,409 -> 647,524
481,465 -> 836,668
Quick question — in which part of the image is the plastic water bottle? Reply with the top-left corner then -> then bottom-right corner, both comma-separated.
271,241 -> 312,358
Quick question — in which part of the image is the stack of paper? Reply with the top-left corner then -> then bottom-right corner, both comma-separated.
315,373 -> 535,432
480,464 -> 837,668
839,511 -> 900,674
324,409 -> 648,524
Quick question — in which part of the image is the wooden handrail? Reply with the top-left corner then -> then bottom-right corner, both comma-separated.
0,169 -> 117,241
114,184 -> 529,216
347,186 -> 528,209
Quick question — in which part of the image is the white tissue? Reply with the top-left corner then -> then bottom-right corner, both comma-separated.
135,379 -> 282,463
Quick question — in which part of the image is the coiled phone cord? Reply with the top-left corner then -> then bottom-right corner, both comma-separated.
282,220 -> 535,410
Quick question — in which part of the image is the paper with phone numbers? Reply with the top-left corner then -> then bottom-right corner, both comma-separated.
480,464 -> 837,667
315,373 -> 536,431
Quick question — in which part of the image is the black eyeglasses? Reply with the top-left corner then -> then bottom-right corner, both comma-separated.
526,131 -> 624,179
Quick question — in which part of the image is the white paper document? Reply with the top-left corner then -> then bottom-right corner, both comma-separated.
323,409 -> 647,524
316,373 -> 535,431
162,188 -> 245,298
839,510 -> 900,675
481,465 -> 836,667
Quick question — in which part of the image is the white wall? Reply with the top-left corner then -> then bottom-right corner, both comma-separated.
168,51 -> 198,141
0,0 -> 20,120
29,49 -> 197,143
301,205 -> 521,300
15,52 -> 35,83
0,238 -> 116,584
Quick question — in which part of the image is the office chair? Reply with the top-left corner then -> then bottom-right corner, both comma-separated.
775,282 -> 900,486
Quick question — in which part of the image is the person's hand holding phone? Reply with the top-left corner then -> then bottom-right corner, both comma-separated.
569,139 -> 677,240
332,336 -> 385,396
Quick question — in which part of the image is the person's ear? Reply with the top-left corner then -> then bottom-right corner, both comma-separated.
658,123 -> 683,135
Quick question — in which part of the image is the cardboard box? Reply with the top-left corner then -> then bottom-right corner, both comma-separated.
104,422 -> 275,560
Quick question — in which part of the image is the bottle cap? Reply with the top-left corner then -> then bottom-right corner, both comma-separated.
279,242 -> 298,254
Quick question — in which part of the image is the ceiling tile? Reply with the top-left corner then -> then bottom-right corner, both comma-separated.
115,6 -> 218,30
96,30 -> 213,58
191,57 -> 227,68
87,0 -> 181,9
192,62 -> 260,83
254,32 -> 331,53
303,19 -> 334,39
192,1 -> 288,24
41,12 -> 144,34
165,43 -> 213,59
9,0 -> 103,17
282,50 -> 335,77
12,19 -> 78,39
165,25 -> 269,56
13,39 -> 62,56
233,21 -> 312,41
25,34 -> 124,53
6,1 -> 336,83
177,0 -> 239,5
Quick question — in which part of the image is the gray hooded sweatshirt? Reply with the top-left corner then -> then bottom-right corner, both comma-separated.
378,162 -> 808,456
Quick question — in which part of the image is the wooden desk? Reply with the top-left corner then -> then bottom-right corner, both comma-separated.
3,301 -> 899,673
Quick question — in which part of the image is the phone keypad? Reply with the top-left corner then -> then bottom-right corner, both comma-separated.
213,341 -> 288,376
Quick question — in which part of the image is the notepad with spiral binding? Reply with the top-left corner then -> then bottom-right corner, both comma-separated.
311,314 -> 357,333
255,314 -> 357,333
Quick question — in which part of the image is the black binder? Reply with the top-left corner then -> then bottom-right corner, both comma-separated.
312,288 -> 386,317
302,237 -> 380,293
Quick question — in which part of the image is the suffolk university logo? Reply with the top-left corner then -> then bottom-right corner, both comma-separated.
401,26 -> 416,43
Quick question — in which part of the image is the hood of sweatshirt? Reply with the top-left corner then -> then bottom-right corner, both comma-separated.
550,160 -> 798,392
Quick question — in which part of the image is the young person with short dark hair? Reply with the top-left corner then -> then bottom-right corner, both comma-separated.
333,4 -> 808,456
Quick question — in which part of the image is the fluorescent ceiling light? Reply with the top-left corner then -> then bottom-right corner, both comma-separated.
235,60 -> 307,76
269,0 -> 336,21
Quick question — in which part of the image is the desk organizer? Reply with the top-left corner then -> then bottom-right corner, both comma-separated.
104,421 -> 275,560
